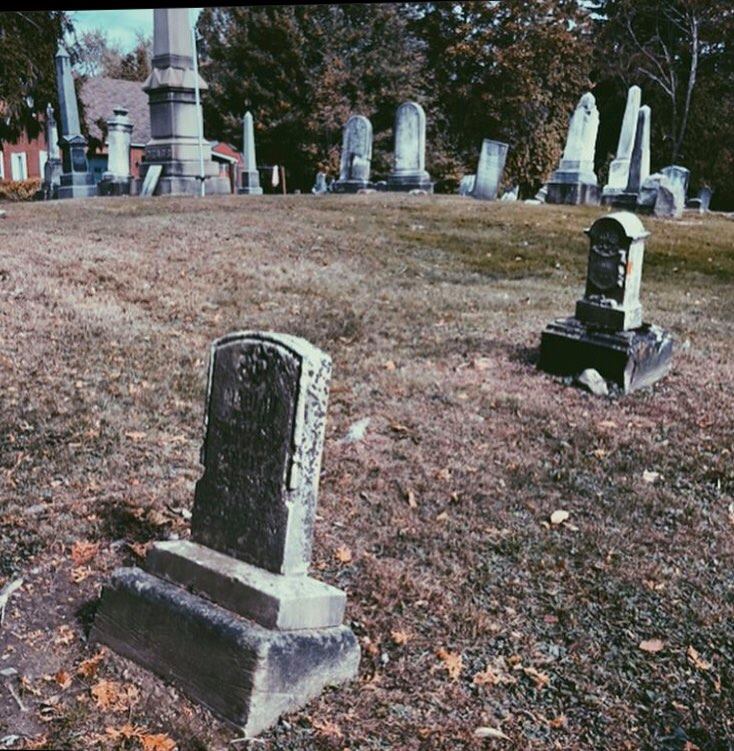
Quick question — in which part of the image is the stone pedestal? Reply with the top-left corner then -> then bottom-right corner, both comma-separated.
546,92 -> 600,206
93,332 -> 359,735
539,212 -> 673,393
387,102 -> 433,193
139,9 -> 230,196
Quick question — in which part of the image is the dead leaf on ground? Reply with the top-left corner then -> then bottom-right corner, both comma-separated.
77,650 -> 105,679
54,670 -> 72,690
391,629 -> 410,646
687,645 -> 712,671
91,679 -> 140,712
70,540 -> 99,566
436,648 -> 462,681
550,509 -> 569,525
473,667 -> 500,686
334,546 -> 352,564
406,489 -> 418,509
474,726 -> 509,740
523,666 -> 550,689
639,638 -> 665,653
384,360 -> 396,371
311,719 -> 343,739
140,733 -> 177,751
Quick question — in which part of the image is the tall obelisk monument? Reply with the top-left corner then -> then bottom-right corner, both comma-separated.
139,8 -> 230,195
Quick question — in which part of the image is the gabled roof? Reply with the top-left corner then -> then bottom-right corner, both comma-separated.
80,76 -> 151,146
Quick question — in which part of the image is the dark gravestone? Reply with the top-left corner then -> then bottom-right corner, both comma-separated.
93,332 -> 359,737
539,212 -> 673,393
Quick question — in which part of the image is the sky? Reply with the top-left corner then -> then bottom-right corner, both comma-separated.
68,8 -> 203,51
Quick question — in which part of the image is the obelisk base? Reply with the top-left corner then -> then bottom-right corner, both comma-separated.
539,317 -> 673,393
92,567 -> 360,737
387,171 -> 434,193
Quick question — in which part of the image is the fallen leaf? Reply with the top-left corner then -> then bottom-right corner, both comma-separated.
598,420 -> 618,429
435,468 -> 451,481
127,541 -> 151,560
310,719 -> 343,739
523,666 -> 550,689
55,625 -> 76,645
474,726 -> 509,740
391,629 -> 410,646
687,645 -> 712,671
550,510 -> 569,525
140,733 -> 177,751
436,648 -> 462,680
91,679 -> 140,712
70,567 -> 92,583
436,511 -> 449,522
384,360 -> 396,371
54,670 -> 72,690
334,546 -> 352,564
548,715 -> 567,729
77,651 -> 105,679
125,431 -> 147,442
70,540 -> 99,566
473,667 -> 500,686
406,489 -> 418,509
639,638 -> 665,653
105,723 -> 146,743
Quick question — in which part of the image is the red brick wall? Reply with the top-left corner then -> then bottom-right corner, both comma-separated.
0,128 -> 49,180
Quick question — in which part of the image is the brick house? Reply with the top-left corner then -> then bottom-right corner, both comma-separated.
1,76 -> 242,189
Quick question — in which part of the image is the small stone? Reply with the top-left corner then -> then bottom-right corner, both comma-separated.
341,417 -> 371,444
0,211 -> 7,219
576,369 -> 608,396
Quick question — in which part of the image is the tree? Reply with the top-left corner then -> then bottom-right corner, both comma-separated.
196,4 -> 426,190
72,28 -> 151,81
0,11 -> 71,142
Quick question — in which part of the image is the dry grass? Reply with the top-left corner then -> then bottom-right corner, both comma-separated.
0,193 -> 733,750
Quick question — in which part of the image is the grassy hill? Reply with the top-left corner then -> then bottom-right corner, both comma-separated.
1,194 -> 733,750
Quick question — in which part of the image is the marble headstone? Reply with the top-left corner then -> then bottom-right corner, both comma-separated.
333,115 -> 372,193
654,165 -> 689,219
459,174 -> 476,196
98,106 -> 133,196
546,92 -> 600,205
239,111 -> 262,195
539,212 -> 673,393
387,102 -> 433,193
93,332 -> 359,737
312,171 -> 328,194
602,86 -> 641,203
471,139 -> 509,201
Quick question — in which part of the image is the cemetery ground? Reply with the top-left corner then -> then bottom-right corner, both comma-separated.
0,194 -> 733,751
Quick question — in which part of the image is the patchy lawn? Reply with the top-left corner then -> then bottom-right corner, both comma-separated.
0,193 -> 733,751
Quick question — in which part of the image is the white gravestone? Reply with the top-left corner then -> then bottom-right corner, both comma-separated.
387,101 -> 433,193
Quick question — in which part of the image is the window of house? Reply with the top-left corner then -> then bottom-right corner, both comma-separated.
10,152 -> 28,180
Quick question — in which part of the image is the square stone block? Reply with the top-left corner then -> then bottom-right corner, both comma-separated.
92,568 -> 360,737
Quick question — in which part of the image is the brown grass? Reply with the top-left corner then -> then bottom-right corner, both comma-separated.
0,193 -> 733,750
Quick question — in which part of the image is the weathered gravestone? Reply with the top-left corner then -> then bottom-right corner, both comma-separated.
612,106 -> 651,210
239,111 -> 263,195
333,115 -> 372,193
539,212 -> 673,393
312,171 -> 328,194
54,45 -> 96,199
546,92 -> 600,206
98,106 -> 134,196
387,102 -> 433,193
458,174 -> 476,196
654,165 -> 689,219
601,85 -> 641,204
92,332 -> 360,736
42,103 -> 62,200
471,139 -> 509,201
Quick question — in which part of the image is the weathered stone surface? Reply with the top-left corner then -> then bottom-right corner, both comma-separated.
98,106 -> 133,196
458,174 -> 475,196
312,172 -> 328,194
540,319 -> 673,393
139,8 -> 230,196
637,172 -> 663,212
602,85 -> 641,202
147,540 -> 346,630
575,212 -> 648,331
239,112 -> 263,195
546,93 -> 600,206
471,139 -> 508,201
191,332 -> 332,576
333,115 -> 372,193
92,568 -> 360,736
653,165 -> 689,218
576,368 -> 608,396
387,102 -> 433,193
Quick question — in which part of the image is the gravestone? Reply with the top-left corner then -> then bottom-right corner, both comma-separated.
42,103 -> 62,200
698,186 -> 713,213
54,45 -> 96,199
139,165 -> 163,196
312,171 -> 328,194
539,212 -> 673,393
602,85 -> 641,204
332,115 -> 372,193
612,106 -> 651,209
98,106 -> 134,196
654,165 -> 689,219
92,332 -> 359,736
138,8 -> 230,195
459,174 -> 476,196
239,111 -> 263,195
471,139 -> 509,201
387,102 -> 433,193
637,171 -> 663,212
546,92 -> 600,205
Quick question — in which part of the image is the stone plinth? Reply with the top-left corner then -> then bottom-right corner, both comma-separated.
93,332 -> 359,735
539,212 -> 672,393
333,115 -> 372,193
546,92 -> 600,206
139,8 -> 230,196
387,102 -> 433,193
471,139 -> 508,201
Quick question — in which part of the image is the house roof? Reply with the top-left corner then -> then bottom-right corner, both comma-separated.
80,77 -> 151,147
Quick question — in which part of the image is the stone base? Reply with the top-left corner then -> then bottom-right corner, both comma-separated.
610,192 -> 639,210
387,173 -> 434,193
539,317 -> 673,393
92,567 -> 360,737
545,182 -> 600,206
57,172 -> 96,200
331,180 -> 371,194
575,299 -> 642,331
97,179 -> 132,197
134,174 -> 232,197
147,541 -> 346,630
239,171 -> 262,195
